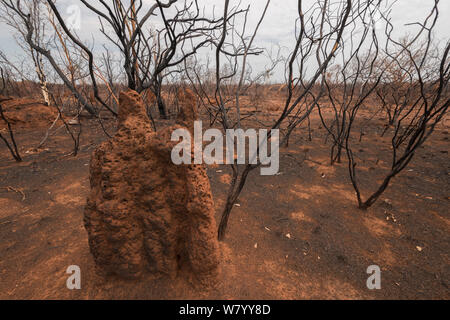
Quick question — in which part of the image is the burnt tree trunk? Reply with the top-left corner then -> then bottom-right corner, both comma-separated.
154,77 -> 167,119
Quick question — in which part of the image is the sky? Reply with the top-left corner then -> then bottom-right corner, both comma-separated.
0,0 -> 449,83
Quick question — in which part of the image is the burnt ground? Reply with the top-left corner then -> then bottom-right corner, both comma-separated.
0,101 -> 449,299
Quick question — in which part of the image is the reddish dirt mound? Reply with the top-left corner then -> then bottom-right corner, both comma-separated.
84,89 -> 219,283
0,97 -> 58,129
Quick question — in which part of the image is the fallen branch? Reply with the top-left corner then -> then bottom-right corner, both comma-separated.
3,186 -> 26,201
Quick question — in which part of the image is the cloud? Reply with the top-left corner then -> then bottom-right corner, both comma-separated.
0,0 -> 448,82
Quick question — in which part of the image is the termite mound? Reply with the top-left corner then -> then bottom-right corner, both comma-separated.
84,89 -> 219,284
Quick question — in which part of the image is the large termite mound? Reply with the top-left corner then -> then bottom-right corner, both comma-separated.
0,97 -> 58,129
84,89 -> 219,282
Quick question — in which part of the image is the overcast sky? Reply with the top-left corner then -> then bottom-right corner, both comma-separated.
0,0 -> 449,82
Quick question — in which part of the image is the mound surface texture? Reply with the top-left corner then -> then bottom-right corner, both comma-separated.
84,90 -> 219,281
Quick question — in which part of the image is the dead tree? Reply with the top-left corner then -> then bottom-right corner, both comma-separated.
0,0 -> 50,105
0,68 -> 22,162
375,39 -> 425,136
316,3 -> 384,165
344,0 -> 449,209
43,0 -> 243,119
188,0 -> 374,240
1,0 -> 99,116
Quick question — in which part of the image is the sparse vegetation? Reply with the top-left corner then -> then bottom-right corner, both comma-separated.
0,0 -> 448,300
